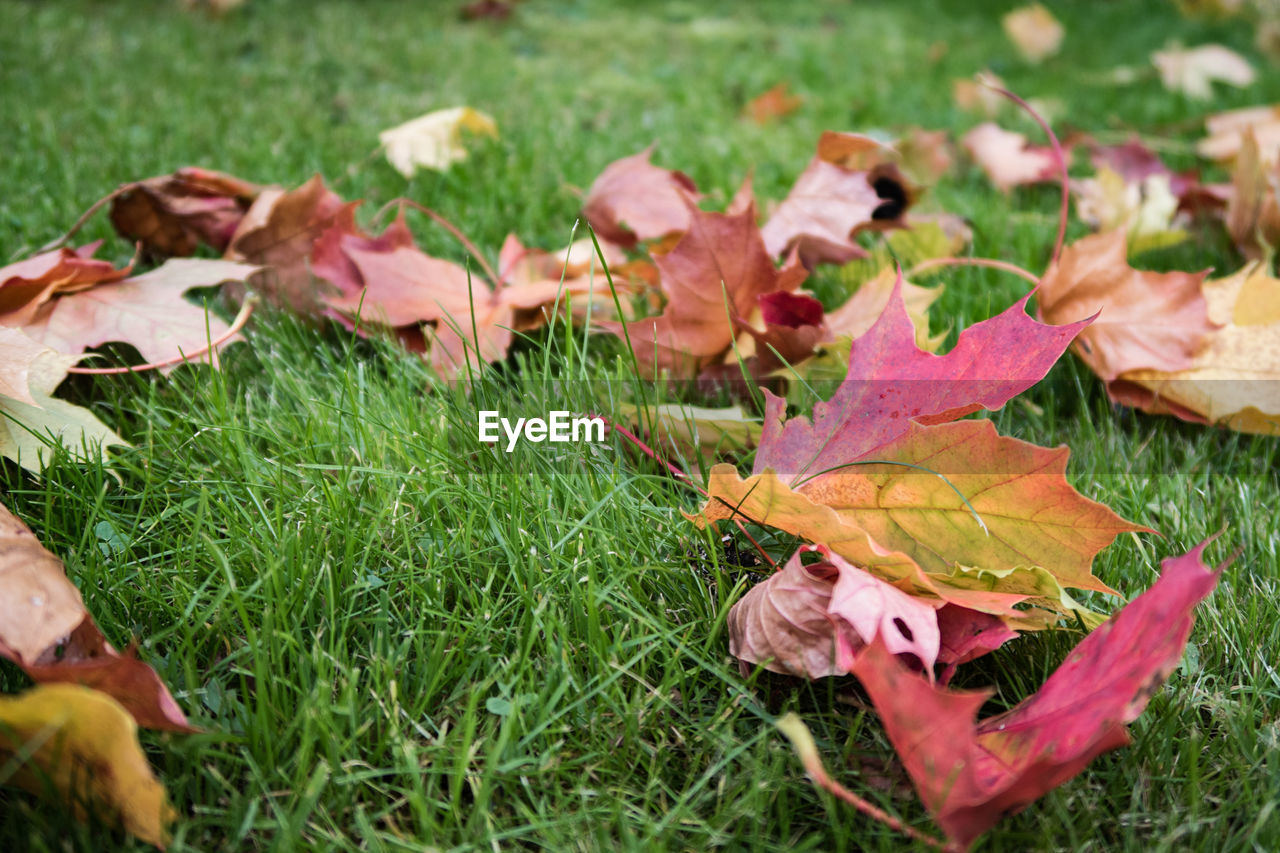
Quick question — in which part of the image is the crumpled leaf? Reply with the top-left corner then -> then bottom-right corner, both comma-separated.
603,199 -> 806,376
1037,229 -> 1215,387
224,175 -> 347,313
727,547 -> 941,679
25,259 -> 257,370
0,502 -> 192,732
0,329 -> 127,475
1116,260 -> 1280,434
0,683 -> 176,849
760,132 -> 912,267
0,243 -> 133,327
753,277 -> 1088,482
743,82 -> 803,124
109,167 -> 262,257
1002,4 -> 1065,64
1152,43 -> 1255,98
582,145 -> 700,247
378,106 -> 498,177
846,540 -> 1222,851
962,122 -> 1060,193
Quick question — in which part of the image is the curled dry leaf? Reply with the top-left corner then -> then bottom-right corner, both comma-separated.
846,541 -> 1222,851
1152,43 -> 1255,99
0,502 -> 190,731
225,174 -> 347,313
0,684 -> 176,849
760,132 -> 912,267
582,145 -> 700,247
109,167 -> 262,257
378,106 -> 499,177
0,328 -> 126,475
962,122 -> 1060,193
1037,229 -> 1215,386
1002,3 -> 1065,64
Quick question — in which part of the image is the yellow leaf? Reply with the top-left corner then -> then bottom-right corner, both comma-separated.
378,107 -> 498,177
0,684 -> 175,848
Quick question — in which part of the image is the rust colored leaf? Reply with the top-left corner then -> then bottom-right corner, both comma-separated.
225,175 -> 347,313
849,541 -> 1222,850
744,82 -> 804,124
605,200 -> 807,376
0,503 -> 192,732
1037,229 -> 1214,384
760,132 -> 912,266
582,146 -> 700,247
110,167 -> 262,257
0,243 -> 133,327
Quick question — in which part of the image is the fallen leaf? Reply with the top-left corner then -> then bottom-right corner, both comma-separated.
0,243 -> 133,327
1116,260 -> 1280,434
1002,4 -> 1065,64
618,402 -> 760,466
0,684 -> 175,848
224,175 -> 347,313
1073,167 -> 1189,254
109,167 -> 262,257
962,122 -> 1060,193
0,502 -> 192,731
1224,131 -> 1280,260
604,199 -> 806,376
1037,229 -> 1214,385
895,128 -> 955,185
953,70 -> 1007,117
847,540 -> 1222,850
582,145 -> 700,247
760,132 -> 912,266
0,330 -> 127,475
1197,104 -> 1280,162
379,106 -> 498,177
752,277 -> 1088,482
744,82 -> 803,124
25,258 -> 256,370
460,0 -> 515,20
496,232 -> 632,329
1152,43 -> 1255,98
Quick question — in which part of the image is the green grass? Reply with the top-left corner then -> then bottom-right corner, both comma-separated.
2,0 -> 1279,850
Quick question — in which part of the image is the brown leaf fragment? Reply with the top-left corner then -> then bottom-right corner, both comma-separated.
582,146 -> 700,247
1002,3 -> 1065,64
1152,43 -> 1254,98
0,243 -> 133,327
744,82 -> 803,124
109,167 -> 262,257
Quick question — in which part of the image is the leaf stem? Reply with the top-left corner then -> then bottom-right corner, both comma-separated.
909,256 -> 1040,286
394,199 -> 502,294
37,184 -> 136,252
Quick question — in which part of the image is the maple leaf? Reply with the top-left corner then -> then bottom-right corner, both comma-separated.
1196,103 -> 1280,163
378,107 -> 499,177
1073,167 -> 1190,254
759,132 -> 912,267
224,175 -> 347,313
1037,229 -> 1214,385
1002,3 -> 1065,64
962,122 -> 1060,193
582,145 -> 700,247
0,242 -> 133,327
0,329 -> 127,475
752,277 -> 1088,482
1224,130 -> 1280,259
604,199 -> 807,376
0,502 -> 190,731
1113,260 -> 1280,434
1152,43 -> 1255,98
24,258 -> 256,370
109,167 -> 262,257
618,402 -> 761,470
0,684 -> 176,849
846,540 -> 1222,850
496,232 -> 632,329
743,82 -> 803,124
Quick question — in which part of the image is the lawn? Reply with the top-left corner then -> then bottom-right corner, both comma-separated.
1,0 -> 1278,850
